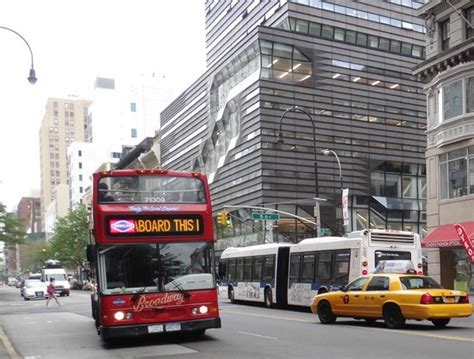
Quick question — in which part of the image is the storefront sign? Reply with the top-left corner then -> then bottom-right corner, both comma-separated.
454,224 -> 474,263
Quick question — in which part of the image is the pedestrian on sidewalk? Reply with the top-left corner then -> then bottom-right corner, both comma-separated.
45,278 -> 61,307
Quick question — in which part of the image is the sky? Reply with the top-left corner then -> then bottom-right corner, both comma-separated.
0,0 -> 207,211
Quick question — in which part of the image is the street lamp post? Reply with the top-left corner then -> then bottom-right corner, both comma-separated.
0,26 -> 37,84
321,149 -> 344,235
276,105 -> 321,236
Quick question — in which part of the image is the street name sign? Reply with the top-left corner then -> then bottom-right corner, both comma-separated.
251,213 -> 280,221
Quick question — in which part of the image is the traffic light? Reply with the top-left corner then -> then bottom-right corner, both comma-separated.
218,211 -> 228,225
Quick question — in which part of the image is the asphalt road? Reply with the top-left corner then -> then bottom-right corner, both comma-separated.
0,285 -> 472,358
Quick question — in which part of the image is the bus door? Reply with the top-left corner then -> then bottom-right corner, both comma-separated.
276,246 -> 290,307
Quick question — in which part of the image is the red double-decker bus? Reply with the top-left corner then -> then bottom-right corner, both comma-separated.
86,169 -> 221,340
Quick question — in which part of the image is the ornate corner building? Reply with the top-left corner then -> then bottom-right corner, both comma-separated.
160,0 -> 427,254
414,0 -> 473,291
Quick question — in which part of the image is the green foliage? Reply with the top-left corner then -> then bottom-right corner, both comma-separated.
49,205 -> 89,269
0,203 -> 27,245
19,240 -> 49,273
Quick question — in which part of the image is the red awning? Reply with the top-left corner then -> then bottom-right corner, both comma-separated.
422,222 -> 474,248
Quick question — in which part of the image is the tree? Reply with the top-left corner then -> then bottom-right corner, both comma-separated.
49,205 -> 89,270
0,203 -> 27,245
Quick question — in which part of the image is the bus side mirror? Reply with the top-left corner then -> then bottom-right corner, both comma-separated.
86,245 -> 96,263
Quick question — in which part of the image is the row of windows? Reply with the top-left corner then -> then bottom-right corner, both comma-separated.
290,0 -> 425,33
260,87 -> 425,119
280,17 -> 424,59
221,255 -> 276,282
439,146 -> 474,200
289,250 -> 350,283
261,100 -> 426,130
383,0 -> 424,10
331,60 -> 417,83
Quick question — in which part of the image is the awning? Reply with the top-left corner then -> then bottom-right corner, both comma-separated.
422,222 -> 474,248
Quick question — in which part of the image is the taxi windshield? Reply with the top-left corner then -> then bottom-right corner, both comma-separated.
400,276 -> 442,290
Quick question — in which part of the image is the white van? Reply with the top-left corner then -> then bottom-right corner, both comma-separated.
42,268 -> 70,296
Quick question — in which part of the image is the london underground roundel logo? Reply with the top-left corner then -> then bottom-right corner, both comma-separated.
110,219 -> 136,234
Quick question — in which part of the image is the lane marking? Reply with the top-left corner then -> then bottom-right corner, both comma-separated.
221,309 -> 314,323
238,331 -> 278,340
357,325 -> 474,343
0,326 -> 20,359
222,309 -> 474,342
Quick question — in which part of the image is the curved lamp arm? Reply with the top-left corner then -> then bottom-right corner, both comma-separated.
0,26 -> 37,84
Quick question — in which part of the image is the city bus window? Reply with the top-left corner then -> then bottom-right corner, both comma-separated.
236,258 -> 244,281
333,250 -> 350,281
228,259 -> 236,281
252,257 -> 263,282
243,258 -> 252,281
262,256 -> 275,281
289,255 -> 301,283
301,254 -> 316,283
316,252 -> 332,280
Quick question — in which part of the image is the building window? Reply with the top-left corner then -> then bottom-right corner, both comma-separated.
79,162 -> 82,169
78,150 -> 82,157
130,102 -> 137,112
79,187 -> 83,194
79,174 -> 83,181
439,147 -> 474,199
112,152 -> 121,158
131,128 -> 137,138
466,7 -> 474,39
467,77 -> 474,113
440,19 -> 450,51
441,79 -> 464,121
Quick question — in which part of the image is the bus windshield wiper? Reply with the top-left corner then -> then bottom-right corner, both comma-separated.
168,279 -> 191,299
131,284 -> 147,303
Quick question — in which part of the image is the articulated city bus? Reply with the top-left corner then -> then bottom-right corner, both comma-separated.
87,169 -> 221,340
219,229 -> 422,308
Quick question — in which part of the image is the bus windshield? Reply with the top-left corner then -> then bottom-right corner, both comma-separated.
98,175 -> 206,204
100,241 -> 214,295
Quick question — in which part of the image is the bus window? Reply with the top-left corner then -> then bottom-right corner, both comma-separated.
228,259 -> 236,281
243,258 -> 252,281
333,250 -> 350,281
262,256 -> 275,281
301,254 -> 316,283
252,257 -> 263,282
316,252 -> 332,280
289,255 -> 301,283
236,258 -> 244,281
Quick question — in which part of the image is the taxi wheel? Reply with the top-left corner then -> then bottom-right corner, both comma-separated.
431,319 -> 450,328
383,305 -> 405,329
317,301 -> 336,324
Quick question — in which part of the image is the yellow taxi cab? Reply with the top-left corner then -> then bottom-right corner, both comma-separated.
310,261 -> 472,329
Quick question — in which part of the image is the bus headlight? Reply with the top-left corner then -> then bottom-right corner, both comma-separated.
114,311 -> 125,321
192,305 -> 209,315
199,305 -> 208,314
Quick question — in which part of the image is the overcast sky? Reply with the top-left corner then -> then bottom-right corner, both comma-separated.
0,0 -> 207,211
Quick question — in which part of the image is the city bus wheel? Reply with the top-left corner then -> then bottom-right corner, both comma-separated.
264,288 -> 273,308
383,304 -> 405,329
317,301 -> 336,324
229,288 -> 235,303
431,319 -> 450,328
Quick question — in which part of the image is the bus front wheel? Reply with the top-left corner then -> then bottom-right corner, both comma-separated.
264,288 -> 273,308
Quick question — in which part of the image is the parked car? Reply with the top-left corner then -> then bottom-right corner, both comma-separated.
311,273 -> 472,329
20,279 -> 40,297
7,277 -> 18,287
23,280 -> 48,300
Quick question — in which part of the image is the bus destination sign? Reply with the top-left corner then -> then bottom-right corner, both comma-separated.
107,214 -> 203,237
